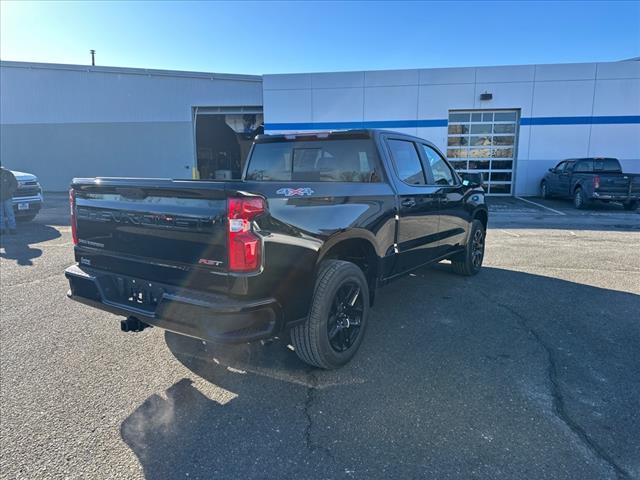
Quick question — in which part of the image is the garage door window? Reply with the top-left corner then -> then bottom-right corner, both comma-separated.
447,110 -> 519,195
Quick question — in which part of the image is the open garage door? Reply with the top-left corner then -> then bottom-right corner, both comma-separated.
194,106 -> 264,180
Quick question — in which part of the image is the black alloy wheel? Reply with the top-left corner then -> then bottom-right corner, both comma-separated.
451,219 -> 485,276
471,228 -> 485,269
327,282 -> 364,352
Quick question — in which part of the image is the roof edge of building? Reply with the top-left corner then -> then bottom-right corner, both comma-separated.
262,59 -> 638,78
0,60 -> 262,83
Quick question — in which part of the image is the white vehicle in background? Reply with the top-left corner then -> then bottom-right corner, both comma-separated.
11,170 -> 43,222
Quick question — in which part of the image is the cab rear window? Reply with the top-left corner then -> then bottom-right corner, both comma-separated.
593,158 -> 621,172
246,139 -> 381,182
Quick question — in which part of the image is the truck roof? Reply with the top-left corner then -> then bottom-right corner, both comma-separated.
254,129 -> 427,143
563,157 -> 619,162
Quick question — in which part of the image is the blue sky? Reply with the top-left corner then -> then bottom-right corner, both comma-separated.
1,1 -> 639,74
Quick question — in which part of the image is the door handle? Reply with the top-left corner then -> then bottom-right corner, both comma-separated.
401,198 -> 416,208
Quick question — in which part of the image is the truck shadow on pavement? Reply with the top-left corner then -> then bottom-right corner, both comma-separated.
0,223 -> 61,266
121,264 -> 640,480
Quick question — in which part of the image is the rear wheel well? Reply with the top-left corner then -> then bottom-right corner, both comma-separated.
320,239 -> 379,305
473,209 -> 488,230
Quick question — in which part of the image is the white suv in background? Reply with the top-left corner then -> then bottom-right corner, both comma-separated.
11,170 -> 43,222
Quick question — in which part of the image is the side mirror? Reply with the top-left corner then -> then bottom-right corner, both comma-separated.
548,167 -> 556,173
461,172 -> 484,189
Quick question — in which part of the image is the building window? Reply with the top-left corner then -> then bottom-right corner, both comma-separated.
446,110 -> 519,195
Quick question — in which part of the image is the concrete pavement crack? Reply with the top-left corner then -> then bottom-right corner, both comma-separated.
496,301 -> 631,480
302,371 -> 336,461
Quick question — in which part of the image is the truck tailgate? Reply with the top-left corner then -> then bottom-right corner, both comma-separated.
72,179 -> 229,293
598,174 -> 634,195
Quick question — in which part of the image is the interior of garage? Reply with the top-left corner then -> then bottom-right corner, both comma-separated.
195,107 -> 264,180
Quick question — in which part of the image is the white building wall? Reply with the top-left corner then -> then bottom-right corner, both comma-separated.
2,60 -> 638,195
0,62 -> 263,190
263,61 -> 640,196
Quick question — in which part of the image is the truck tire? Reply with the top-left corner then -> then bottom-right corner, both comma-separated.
540,181 -> 551,199
291,260 -> 369,369
451,219 -> 485,276
573,187 -> 588,209
623,200 -> 639,211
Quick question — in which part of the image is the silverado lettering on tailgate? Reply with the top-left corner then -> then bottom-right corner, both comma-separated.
77,207 -> 216,231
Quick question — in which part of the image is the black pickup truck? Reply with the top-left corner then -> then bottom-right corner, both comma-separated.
541,157 -> 640,210
65,130 -> 488,369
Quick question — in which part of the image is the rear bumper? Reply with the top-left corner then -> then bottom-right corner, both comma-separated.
65,264 -> 281,343
591,192 -> 639,202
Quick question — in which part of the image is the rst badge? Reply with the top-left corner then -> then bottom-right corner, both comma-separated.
276,187 -> 314,197
198,258 -> 224,267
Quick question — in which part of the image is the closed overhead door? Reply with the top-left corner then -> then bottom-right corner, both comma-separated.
446,110 -> 519,195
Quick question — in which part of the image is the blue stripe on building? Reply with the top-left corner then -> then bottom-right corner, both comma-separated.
520,115 -> 640,126
265,115 -> 640,131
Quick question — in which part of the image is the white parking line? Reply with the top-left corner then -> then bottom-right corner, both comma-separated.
515,196 -> 566,215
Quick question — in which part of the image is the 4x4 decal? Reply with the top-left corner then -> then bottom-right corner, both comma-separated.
276,187 -> 315,197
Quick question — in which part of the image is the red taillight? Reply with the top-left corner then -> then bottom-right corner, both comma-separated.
227,197 -> 265,272
69,188 -> 78,246
593,175 -> 600,189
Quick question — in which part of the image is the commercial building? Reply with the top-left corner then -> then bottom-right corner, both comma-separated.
1,59 -> 638,194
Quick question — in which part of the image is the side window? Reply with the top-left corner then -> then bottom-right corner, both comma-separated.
387,139 -> 425,185
555,161 -> 566,172
421,144 -> 456,186
574,161 -> 593,173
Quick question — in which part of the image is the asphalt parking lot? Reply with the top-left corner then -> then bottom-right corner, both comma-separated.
1,194 -> 639,480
